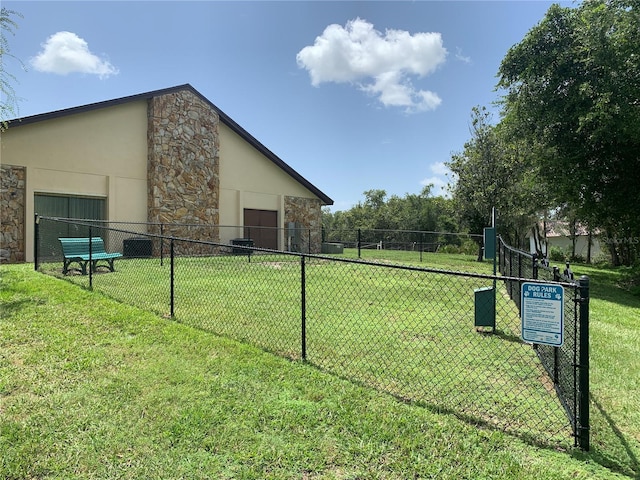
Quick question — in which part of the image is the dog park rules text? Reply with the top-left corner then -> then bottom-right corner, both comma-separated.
521,283 -> 564,347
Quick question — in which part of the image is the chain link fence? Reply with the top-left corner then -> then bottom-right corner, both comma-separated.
323,228 -> 481,261
34,216 -> 589,449
498,237 -> 590,450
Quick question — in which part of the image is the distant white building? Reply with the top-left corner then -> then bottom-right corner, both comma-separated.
527,221 -> 601,261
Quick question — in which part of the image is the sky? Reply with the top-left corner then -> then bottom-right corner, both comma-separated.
4,0 -> 574,211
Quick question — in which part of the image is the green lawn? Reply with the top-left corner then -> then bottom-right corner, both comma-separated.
2,253 -> 638,478
38,252 -> 570,444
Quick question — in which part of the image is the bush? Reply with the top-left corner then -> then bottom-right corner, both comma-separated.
591,252 -> 611,267
619,263 -> 640,297
548,246 -> 566,262
569,254 -> 585,264
439,244 -> 460,254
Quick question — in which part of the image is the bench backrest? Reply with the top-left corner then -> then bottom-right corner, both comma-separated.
59,237 -> 107,256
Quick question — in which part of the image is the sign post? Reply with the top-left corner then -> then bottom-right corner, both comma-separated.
521,282 -> 565,346
475,208 -> 497,331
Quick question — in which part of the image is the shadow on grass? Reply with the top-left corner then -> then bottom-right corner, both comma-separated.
300,358 -> 573,453
0,297 -> 44,317
476,328 -> 524,345
571,393 -> 640,479
572,266 -> 640,309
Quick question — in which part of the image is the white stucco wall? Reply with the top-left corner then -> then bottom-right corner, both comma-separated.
1,101 -> 148,261
529,235 -> 602,259
218,122 -> 315,246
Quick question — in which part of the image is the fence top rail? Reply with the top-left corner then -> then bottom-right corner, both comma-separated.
343,227 -> 482,238
37,215 -> 577,286
37,216 -> 275,230
499,235 -> 534,258
37,217 -> 487,238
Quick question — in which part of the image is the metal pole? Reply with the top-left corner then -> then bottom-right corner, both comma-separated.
160,223 -> 164,267
34,214 -> 40,271
89,226 -> 93,290
170,239 -> 175,318
492,208 -> 497,332
578,275 -> 590,451
301,256 -> 307,361
357,229 -> 361,259
247,227 -> 252,263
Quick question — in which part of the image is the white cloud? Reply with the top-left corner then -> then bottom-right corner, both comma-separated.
31,31 -> 119,78
455,47 -> 472,64
430,161 -> 450,176
420,162 -> 451,197
296,18 -> 447,113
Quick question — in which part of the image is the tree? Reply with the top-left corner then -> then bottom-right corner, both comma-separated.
497,0 -> 640,265
321,187 -> 459,247
447,107 -> 547,260
0,7 -> 24,131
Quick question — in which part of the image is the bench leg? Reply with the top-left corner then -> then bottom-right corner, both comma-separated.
63,259 -> 88,275
91,259 -> 117,273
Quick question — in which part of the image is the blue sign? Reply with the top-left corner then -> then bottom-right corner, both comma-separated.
521,282 -> 564,347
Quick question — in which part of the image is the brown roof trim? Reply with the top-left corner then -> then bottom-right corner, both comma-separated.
7,84 -> 333,205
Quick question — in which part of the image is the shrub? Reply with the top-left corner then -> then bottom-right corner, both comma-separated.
548,246 -> 566,262
619,263 -> 640,297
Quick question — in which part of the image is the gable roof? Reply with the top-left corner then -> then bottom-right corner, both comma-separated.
7,84 -> 333,205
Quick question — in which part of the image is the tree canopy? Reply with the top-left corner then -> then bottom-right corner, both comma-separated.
495,0 -> 640,264
446,106 -> 549,255
323,186 -> 455,235
0,7 -> 24,131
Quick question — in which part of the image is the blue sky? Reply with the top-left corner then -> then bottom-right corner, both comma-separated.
5,1 -> 573,211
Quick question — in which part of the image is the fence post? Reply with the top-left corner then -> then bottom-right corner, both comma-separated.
160,223 -> 164,267
301,255 -> 307,361
89,226 -> 93,290
34,214 -> 40,271
508,249 -> 513,297
357,229 -> 361,259
170,238 -> 175,318
578,275 -> 590,451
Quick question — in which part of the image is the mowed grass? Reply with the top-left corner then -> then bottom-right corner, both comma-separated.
564,263 -> 640,477
40,251 -> 570,444
3,250 -> 637,478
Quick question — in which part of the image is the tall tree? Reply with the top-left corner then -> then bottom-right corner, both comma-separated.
447,107 -> 546,259
497,0 -> 640,265
322,187 -> 458,246
0,7 -> 24,131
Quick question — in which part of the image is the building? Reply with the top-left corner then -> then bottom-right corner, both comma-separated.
0,84 -> 333,262
527,220 -> 601,261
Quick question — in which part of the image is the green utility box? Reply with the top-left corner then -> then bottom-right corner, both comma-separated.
474,286 -> 495,328
484,227 -> 496,260
321,242 -> 344,254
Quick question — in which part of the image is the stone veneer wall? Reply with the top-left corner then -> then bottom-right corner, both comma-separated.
0,165 -> 26,262
147,90 -> 220,251
284,196 -> 322,253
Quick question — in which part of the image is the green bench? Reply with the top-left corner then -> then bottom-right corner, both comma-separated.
59,237 -> 122,275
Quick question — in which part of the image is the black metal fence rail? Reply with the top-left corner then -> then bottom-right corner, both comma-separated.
323,228 -> 482,258
34,216 -> 589,450
498,237 -> 589,450
36,218 -> 484,261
